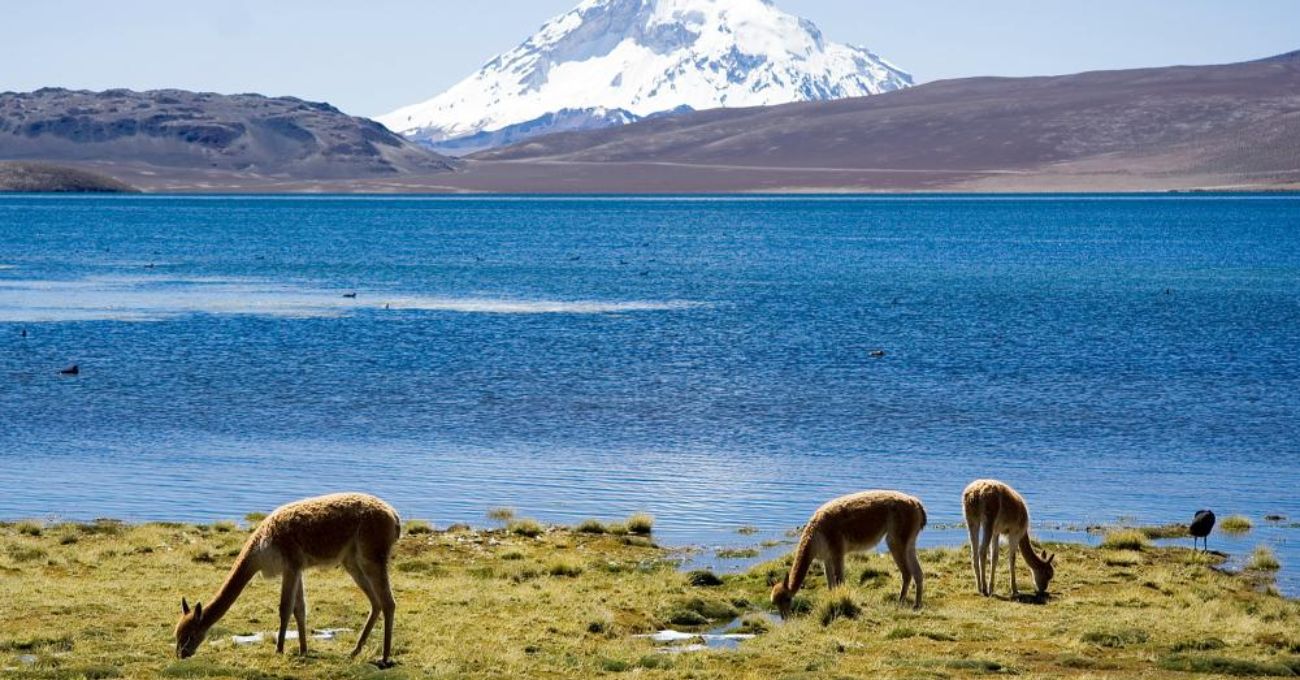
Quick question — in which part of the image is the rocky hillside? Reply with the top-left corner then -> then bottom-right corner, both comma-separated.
0,88 -> 456,179
0,161 -> 137,192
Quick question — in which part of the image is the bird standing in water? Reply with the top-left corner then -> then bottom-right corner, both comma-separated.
1190,510 -> 1216,552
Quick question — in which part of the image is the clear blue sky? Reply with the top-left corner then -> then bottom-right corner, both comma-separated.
3,1 -> 1296,118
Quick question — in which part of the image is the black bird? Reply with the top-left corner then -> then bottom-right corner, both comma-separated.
342,292 -> 358,299
1190,509 -> 1216,552
59,364 -> 80,376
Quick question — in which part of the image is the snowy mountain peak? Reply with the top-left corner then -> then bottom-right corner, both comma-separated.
377,0 -> 912,154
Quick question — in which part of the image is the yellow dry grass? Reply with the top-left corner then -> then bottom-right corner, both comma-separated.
0,520 -> 1297,679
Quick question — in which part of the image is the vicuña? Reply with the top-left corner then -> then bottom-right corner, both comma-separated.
771,490 -> 927,616
174,493 -> 401,666
962,479 -> 1056,597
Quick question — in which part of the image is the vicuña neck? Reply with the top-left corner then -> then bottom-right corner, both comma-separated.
1018,534 -> 1048,569
200,551 -> 258,628
785,530 -> 816,593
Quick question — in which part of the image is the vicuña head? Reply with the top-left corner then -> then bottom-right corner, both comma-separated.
174,598 -> 204,659
770,577 -> 796,619
174,492 -> 402,666
770,489 -> 928,618
1032,548 -> 1056,594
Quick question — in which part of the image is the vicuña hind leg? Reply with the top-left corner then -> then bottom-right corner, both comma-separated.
360,559 -> 396,666
888,534 -> 913,605
276,568 -> 301,654
293,574 -> 308,655
825,551 -> 846,589
906,536 -> 924,609
977,523 -> 995,596
967,520 -> 983,595
345,561 -> 382,659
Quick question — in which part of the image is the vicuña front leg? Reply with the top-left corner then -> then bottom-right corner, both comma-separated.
276,569 -> 301,654
989,537 -> 1000,597
1008,539 -> 1019,596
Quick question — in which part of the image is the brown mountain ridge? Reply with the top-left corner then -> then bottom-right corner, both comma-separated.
450,51 -> 1300,192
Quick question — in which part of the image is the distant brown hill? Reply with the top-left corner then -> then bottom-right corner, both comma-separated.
0,161 -> 136,192
452,51 -> 1300,192
0,88 -> 456,184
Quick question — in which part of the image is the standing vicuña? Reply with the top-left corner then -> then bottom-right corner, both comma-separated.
770,490 -> 927,616
962,479 -> 1055,597
174,493 -> 401,666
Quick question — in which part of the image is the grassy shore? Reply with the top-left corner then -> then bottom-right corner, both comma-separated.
1,519 -> 1297,679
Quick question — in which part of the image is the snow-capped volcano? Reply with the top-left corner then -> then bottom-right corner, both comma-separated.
377,0 -> 912,155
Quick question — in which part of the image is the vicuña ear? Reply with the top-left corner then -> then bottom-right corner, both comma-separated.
194,602 -> 203,618
182,598 -> 190,615
1048,553 -> 1056,565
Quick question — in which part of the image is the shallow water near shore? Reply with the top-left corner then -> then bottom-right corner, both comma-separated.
2,194 -> 1298,593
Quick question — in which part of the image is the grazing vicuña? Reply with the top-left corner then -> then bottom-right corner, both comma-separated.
771,490 -> 927,616
174,493 -> 401,666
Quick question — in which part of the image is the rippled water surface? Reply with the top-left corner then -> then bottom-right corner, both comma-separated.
2,195 -> 1298,591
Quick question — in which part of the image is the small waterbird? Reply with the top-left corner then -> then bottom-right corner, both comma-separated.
1190,510 -> 1216,552
59,364 -> 79,376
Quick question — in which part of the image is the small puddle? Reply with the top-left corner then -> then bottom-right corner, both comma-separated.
231,628 -> 350,645
636,614 -> 780,653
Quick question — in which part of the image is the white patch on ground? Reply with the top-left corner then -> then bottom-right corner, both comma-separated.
636,626 -> 756,653
231,628 -> 350,645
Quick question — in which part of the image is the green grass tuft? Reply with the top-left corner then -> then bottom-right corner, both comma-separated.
1138,524 -> 1188,539
715,547 -> 759,559
1171,638 -> 1227,653
1082,628 -> 1150,648
546,559 -> 584,578
1220,515 -> 1254,533
6,544 -> 48,562
1159,654 -> 1300,677
1247,545 -> 1281,571
243,512 -> 267,526
486,507 -> 516,523
818,593 -> 862,626
575,519 -> 608,534
507,518 -> 545,537
625,513 -> 654,535
404,519 -> 433,535
687,570 -> 724,587
1100,529 -> 1150,551
944,658 -> 1010,673
0,634 -> 74,652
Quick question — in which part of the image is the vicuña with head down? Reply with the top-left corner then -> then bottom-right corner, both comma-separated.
962,479 -> 1055,598
770,489 -> 927,617
174,492 -> 401,666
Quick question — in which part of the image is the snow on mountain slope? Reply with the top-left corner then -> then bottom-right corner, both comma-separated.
377,0 -> 912,154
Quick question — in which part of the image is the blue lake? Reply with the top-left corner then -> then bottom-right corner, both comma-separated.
2,194 -> 1298,592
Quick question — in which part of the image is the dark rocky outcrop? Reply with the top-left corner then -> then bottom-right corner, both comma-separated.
0,161 -> 137,192
0,88 -> 456,180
